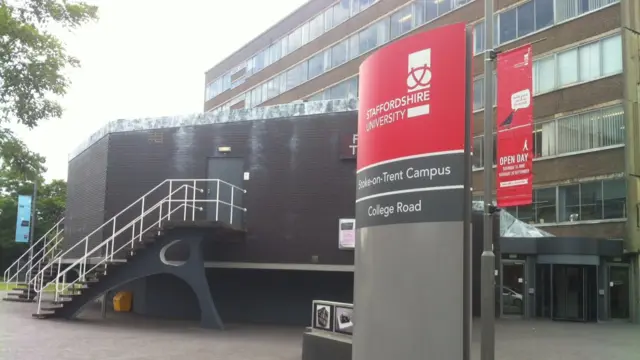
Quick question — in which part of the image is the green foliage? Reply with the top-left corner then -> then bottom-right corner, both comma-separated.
0,0 -> 98,177
0,173 -> 67,272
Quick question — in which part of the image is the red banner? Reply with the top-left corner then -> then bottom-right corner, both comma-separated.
496,44 -> 533,207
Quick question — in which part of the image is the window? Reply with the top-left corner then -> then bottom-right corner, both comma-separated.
348,34 -> 360,60
269,44 -> 281,64
308,52 -> 326,79
309,14 -> 324,41
334,0 -> 350,25
498,7 -> 517,43
475,105 -> 624,167
533,120 -> 556,158
535,0 -> 554,29
555,0 -> 618,23
603,178 -> 626,219
301,23 -> 310,45
557,49 -> 579,86
472,136 -> 483,169
509,179 -> 625,224
533,56 -> 555,94
471,72 -> 497,111
473,78 -> 483,111
579,41 -> 601,82
324,7 -> 334,31
280,37 -> 289,58
357,18 -> 389,55
473,22 -> 485,55
517,1 -> 535,38
556,105 -> 625,154
288,28 -> 302,53
286,63 -> 308,90
351,0 -> 376,16
602,35 -> 623,75
331,40 -> 348,68
558,179 -> 626,222
391,5 -> 413,39
266,79 -> 279,99
308,92 -> 325,102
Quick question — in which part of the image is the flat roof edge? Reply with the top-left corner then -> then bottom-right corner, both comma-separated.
68,99 -> 358,162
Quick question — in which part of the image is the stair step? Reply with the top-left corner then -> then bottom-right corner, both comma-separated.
12,287 -> 36,292
6,292 -> 35,299
2,297 -> 35,303
32,313 -> 55,319
40,306 -> 63,311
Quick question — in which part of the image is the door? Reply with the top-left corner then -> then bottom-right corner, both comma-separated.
206,157 -> 244,227
552,265 -> 586,321
501,261 -> 526,316
608,265 -> 630,320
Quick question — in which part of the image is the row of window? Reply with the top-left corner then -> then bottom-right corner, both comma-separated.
473,34 -> 622,111
205,0 -> 380,101
473,0 -> 618,55
472,104 -> 624,169
214,0 -> 474,111
479,178 -> 627,224
308,76 -> 359,102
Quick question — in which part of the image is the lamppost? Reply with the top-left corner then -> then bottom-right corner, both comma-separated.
481,0 -> 497,359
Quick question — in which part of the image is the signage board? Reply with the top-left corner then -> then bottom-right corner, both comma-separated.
496,44 -> 534,207
15,195 -> 32,243
338,218 -> 356,249
353,23 -> 472,360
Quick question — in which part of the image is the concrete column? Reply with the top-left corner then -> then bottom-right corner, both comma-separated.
621,0 -> 640,324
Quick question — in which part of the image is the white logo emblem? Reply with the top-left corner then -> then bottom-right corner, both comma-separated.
407,49 -> 432,93
523,139 -> 529,152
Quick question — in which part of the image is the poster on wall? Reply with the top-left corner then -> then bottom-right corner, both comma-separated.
338,218 -> 356,249
334,306 -> 354,335
15,195 -> 32,243
496,44 -> 534,207
313,303 -> 333,331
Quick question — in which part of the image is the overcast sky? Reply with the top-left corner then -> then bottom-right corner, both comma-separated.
11,0 -> 307,181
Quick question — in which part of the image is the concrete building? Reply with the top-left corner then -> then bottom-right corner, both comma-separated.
203,0 -> 640,322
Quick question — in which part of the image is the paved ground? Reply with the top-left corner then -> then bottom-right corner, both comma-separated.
1,294 -> 639,360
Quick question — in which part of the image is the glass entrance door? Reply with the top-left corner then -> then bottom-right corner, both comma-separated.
502,261 -> 525,316
552,265 -> 586,321
608,265 -> 630,320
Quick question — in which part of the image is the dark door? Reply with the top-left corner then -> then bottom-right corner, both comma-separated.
551,265 -> 598,322
206,157 -> 244,227
609,266 -> 630,320
535,264 -> 551,318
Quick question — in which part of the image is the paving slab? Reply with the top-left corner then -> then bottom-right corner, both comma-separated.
1,292 -> 638,360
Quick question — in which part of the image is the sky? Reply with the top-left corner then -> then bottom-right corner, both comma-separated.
11,0 -> 308,181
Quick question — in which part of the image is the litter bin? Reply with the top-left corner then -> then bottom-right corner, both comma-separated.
113,291 -> 133,312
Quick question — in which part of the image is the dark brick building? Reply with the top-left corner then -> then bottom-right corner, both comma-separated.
200,0 -> 640,322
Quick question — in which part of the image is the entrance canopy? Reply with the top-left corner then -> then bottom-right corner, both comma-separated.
471,201 -> 553,238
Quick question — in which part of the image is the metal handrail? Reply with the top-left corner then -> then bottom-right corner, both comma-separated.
3,218 -> 65,286
32,179 -> 247,312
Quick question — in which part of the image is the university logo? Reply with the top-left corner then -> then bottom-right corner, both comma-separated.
407,49 -> 432,93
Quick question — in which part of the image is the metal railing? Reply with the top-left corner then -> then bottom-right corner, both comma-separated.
30,179 -> 246,315
3,218 -> 65,296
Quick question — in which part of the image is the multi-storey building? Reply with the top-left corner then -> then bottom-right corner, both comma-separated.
203,0 -> 640,322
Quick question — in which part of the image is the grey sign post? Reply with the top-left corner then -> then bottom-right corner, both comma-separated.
352,24 -> 473,360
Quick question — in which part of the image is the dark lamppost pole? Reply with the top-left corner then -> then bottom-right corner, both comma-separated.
481,0 -> 496,359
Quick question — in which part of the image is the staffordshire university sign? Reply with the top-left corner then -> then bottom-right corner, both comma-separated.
353,23 -> 472,360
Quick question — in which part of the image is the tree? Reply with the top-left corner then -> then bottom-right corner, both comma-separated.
0,174 -> 67,272
0,0 -> 98,177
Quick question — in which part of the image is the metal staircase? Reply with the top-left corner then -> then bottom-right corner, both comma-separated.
28,179 -> 246,319
3,218 -> 65,302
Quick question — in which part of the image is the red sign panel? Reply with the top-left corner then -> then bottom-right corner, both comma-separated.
357,23 -> 468,171
496,44 -> 534,207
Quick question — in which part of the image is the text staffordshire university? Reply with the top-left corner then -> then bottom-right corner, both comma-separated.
364,89 -> 430,132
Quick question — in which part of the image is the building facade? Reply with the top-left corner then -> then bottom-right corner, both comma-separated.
203,0 -> 639,322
